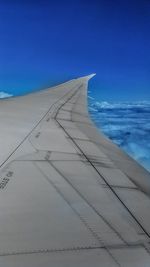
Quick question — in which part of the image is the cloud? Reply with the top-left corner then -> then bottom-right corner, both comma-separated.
88,99 -> 150,172
88,95 -> 95,100
90,100 -> 150,110
0,91 -> 13,99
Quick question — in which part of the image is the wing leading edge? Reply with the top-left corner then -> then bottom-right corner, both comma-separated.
0,75 -> 150,266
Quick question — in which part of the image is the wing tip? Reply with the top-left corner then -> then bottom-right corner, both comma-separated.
77,73 -> 96,81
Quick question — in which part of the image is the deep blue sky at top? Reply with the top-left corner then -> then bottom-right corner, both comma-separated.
0,0 -> 150,100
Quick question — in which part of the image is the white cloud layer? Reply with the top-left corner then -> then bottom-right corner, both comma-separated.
88,98 -> 150,172
0,91 -> 13,98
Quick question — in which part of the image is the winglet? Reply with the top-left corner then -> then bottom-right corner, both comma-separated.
77,73 -> 96,81
85,73 -> 96,80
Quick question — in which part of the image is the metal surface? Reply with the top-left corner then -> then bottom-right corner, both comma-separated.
0,74 -> 150,266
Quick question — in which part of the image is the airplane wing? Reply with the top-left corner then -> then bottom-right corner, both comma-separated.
0,74 -> 150,267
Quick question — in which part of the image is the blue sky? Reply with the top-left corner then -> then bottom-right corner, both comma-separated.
0,0 -> 150,100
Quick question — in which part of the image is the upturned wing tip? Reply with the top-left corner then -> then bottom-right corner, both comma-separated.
77,73 -> 96,81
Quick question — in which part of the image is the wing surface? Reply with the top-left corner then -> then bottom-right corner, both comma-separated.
0,74 -> 150,266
